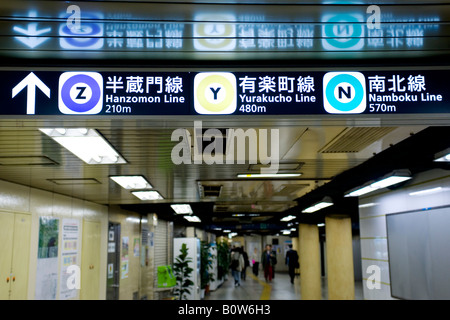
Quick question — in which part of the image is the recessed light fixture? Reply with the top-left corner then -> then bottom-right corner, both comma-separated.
345,171 -> 412,197
39,128 -> 126,165
0,156 -> 58,166
110,176 -> 152,190
171,204 -> 193,214
47,178 -> 101,185
237,173 -> 301,178
132,190 -> 163,200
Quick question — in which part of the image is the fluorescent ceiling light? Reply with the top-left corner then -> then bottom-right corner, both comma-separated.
434,148 -> 450,162
110,176 -> 152,190
171,204 -> 193,214
184,215 -> 201,223
132,190 -> 163,200
317,223 -> 325,227
302,198 -> 333,213
370,176 -> 411,190
282,230 -> 291,235
237,173 -> 302,178
280,215 -> 296,222
126,217 -> 141,224
435,153 -> 450,162
358,203 -> 377,208
39,128 -> 126,165
346,172 -> 412,197
228,232 -> 238,238
346,185 -> 374,197
409,187 -> 443,197
302,201 -> 333,213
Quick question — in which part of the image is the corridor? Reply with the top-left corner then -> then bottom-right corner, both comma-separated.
206,271 -> 363,300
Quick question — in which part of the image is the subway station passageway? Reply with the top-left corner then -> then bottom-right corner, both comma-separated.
0,0 -> 450,306
205,271 -> 364,300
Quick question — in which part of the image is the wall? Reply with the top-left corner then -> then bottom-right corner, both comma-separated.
359,169 -> 450,300
0,179 -> 179,301
0,179 -> 108,300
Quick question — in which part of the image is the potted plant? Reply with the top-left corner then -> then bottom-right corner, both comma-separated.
200,241 -> 215,296
173,243 -> 194,300
217,240 -> 230,282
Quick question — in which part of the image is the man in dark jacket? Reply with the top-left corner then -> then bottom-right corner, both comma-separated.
285,244 -> 299,284
261,244 -> 276,282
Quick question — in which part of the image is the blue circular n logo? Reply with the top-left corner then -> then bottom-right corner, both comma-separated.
323,72 -> 366,114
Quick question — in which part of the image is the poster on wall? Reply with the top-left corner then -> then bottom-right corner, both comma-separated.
35,216 -> 59,300
122,236 -> 129,257
107,264 -> 114,279
59,218 -> 80,300
121,260 -> 129,279
133,238 -> 140,257
121,236 -> 129,279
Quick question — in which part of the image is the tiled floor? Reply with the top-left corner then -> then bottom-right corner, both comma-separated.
205,270 -> 363,300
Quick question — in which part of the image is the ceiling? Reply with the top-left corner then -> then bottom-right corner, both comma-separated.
1,117 -> 448,235
0,1 -> 450,235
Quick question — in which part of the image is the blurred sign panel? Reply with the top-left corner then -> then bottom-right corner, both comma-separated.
2,4 -> 442,60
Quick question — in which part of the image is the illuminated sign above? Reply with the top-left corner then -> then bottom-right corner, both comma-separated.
4,70 -> 449,117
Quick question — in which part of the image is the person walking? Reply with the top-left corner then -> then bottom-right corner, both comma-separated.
241,248 -> 249,281
285,244 -> 299,284
261,244 -> 276,282
251,247 -> 260,276
230,247 -> 245,287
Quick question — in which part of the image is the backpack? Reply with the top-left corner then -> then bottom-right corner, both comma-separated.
230,252 -> 240,270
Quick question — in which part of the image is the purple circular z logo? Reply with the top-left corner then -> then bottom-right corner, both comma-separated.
58,72 -> 103,114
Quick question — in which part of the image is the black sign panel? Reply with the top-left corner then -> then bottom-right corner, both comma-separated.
3,70 -> 449,116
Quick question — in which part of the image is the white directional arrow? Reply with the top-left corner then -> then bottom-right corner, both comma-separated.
13,23 -> 51,48
12,72 -> 51,115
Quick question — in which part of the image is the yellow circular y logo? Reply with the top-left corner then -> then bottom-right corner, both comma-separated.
194,72 -> 237,114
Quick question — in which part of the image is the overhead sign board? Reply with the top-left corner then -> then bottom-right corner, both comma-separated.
4,70 -> 449,116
